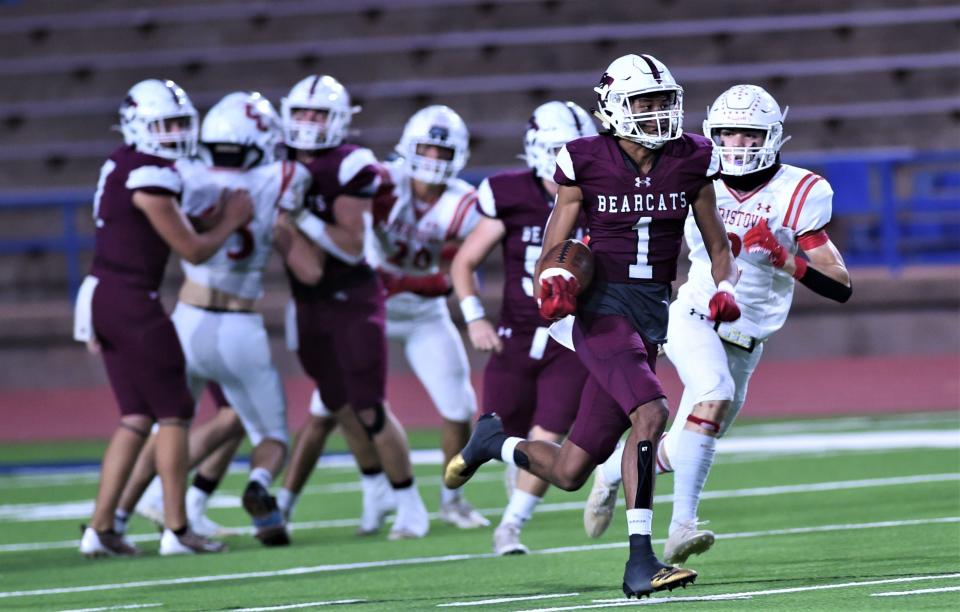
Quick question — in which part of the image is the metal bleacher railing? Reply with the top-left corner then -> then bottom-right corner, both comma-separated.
0,149 -> 957,299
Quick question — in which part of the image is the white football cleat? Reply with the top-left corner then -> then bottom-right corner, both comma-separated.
357,473 -> 397,535
583,466 -> 619,538
135,477 -> 165,527
159,528 -> 227,555
79,526 -> 141,558
439,497 -> 490,529
185,486 -> 233,537
663,520 -> 715,565
388,491 -> 430,540
493,522 -> 529,556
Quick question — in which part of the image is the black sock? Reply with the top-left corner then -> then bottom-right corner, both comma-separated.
390,477 -> 414,490
192,473 -> 220,495
360,467 -> 384,477
173,525 -> 188,536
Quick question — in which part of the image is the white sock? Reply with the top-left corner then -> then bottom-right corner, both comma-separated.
500,437 -> 523,465
392,481 -> 422,509
669,429 -> 717,534
249,467 -> 273,489
276,488 -> 297,516
626,508 -> 653,536
500,489 -> 542,527
360,472 -> 384,496
600,441 -> 624,486
440,485 -> 460,505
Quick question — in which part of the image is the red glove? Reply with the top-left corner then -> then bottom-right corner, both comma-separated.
708,281 -> 741,322
378,270 -> 452,297
743,219 -> 787,267
538,274 -> 580,320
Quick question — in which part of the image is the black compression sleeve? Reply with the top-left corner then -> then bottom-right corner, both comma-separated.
798,265 -> 852,303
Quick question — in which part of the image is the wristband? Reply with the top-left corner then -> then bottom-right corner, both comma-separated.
459,295 -> 486,323
717,280 -> 735,294
791,255 -> 808,280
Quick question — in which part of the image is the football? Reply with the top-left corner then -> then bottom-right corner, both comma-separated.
538,238 -> 594,292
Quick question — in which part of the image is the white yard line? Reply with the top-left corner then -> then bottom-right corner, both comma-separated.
0,517 -> 956,601
57,605 -> 162,612
233,600 -> 365,611
871,585 -> 960,597
2,473 -> 956,550
438,593 -> 579,607
518,573 -> 960,611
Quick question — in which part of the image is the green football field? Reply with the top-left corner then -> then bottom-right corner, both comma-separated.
1,411 -> 958,611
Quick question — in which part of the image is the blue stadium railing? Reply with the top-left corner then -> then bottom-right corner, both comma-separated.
1,150 -> 957,299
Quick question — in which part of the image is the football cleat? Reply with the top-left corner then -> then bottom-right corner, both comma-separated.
79,525 -> 141,558
186,486 -> 232,537
443,413 -> 507,489
242,481 -> 290,547
159,528 -> 227,555
583,466 -> 620,538
134,477 -> 165,528
663,520 -> 715,565
357,474 -> 397,536
439,497 -> 490,529
493,522 -> 529,556
623,555 -> 697,598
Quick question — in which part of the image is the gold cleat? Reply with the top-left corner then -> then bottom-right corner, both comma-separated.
650,566 -> 698,591
443,453 -> 474,489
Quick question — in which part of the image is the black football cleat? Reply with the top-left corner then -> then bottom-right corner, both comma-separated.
443,413 -> 507,489
242,481 -> 290,547
622,554 -> 697,598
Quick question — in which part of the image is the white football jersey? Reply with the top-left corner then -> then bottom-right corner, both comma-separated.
678,164 -> 833,339
176,158 -> 311,300
369,159 -> 480,278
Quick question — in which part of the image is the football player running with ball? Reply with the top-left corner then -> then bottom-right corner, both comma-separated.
445,54 -> 740,597
450,100 -> 595,555
584,84 -> 852,565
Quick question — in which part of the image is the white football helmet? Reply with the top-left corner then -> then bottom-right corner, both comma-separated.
397,105 -> 470,185
199,91 -> 282,169
703,84 -> 791,176
593,54 -> 683,149
281,75 -> 359,150
523,101 -> 598,181
119,79 -> 198,160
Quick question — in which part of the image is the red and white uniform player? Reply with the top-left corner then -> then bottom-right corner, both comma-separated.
368,105 -> 489,528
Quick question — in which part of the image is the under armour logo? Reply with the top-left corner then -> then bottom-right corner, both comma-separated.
756,203 -> 771,213
689,308 -> 706,321
428,126 -> 449,141
497,326 -> 513,338
635,176 -> 652,188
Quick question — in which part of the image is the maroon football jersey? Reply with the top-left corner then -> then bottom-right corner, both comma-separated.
90,145 -> 183,290
554,133 -> 716,284
478,169 -> 587,334
288,143 -> 382,298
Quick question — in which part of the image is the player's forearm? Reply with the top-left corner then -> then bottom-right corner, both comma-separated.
794,260 -> 852,302
450,252 -> 480,301
708,243 -> 738,287
536,204 -> 579,279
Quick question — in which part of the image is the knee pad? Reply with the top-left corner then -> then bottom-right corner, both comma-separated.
355,402 -> 387,439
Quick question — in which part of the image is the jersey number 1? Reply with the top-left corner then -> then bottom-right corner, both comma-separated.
629,218 -> 653,279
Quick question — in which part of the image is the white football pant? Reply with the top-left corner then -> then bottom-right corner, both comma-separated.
171,302 -> 288,446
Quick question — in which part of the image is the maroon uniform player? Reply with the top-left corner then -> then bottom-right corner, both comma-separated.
445,55 -> 741,596
451,101 -> 595,555
274,75 -> 429,539
75,79 -> 251,557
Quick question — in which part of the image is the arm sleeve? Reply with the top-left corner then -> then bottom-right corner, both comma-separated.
553,145 -> 576,186
476,178 -> 498,218
788,177 -> 833,235
126,165 -> 182,196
